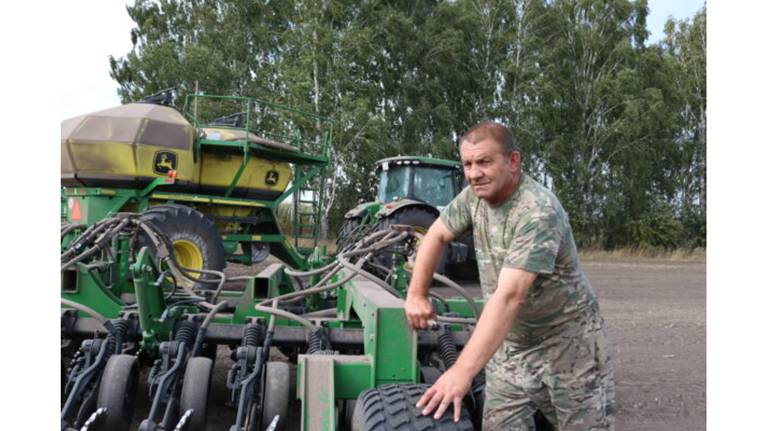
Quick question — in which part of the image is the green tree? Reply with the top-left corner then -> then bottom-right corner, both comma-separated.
107,0 -> 706,249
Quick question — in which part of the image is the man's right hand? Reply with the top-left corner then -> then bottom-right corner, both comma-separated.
405,294 -> 435,329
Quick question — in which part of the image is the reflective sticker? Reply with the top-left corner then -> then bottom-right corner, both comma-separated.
71,199 -> 82,221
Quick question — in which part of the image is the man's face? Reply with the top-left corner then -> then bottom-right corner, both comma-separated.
459,138 -> 520,205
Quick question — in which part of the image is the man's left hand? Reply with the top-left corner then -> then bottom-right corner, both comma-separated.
415,365 -> 473,422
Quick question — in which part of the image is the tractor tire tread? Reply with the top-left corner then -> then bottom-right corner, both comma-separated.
374,207 -> 445,274
353,384 -> 473,431
138,204 -> 225,288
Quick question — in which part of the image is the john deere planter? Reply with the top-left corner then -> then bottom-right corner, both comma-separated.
60,92 -> 501,431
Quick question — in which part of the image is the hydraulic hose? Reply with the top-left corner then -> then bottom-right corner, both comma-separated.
253,304 -> 316,331
201,300 -> 229,329
300,308 -> 338,318
342,231 -> 408,258
336,252 -> 403,298
258,265 -> 359,306
190,300 -> 230,357
60,223 -> 85,238
284,261 -> 340,277
430,272 -> 481,318
60,298 -> 109,331
435,315 -> 476,324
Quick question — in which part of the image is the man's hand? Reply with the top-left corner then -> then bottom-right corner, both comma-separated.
416,366 -> 473,422
405,294 -> 435,329
405,219 -> 454,327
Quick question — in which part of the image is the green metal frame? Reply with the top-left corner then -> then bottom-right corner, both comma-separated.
62,229 -> 485,430
61,95 -> 487,431
62,93 -> 334,270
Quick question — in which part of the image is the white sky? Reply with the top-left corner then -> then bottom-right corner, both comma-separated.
59,1 -> 135,120
59,0 -> 705,120
647,0 -> 706,41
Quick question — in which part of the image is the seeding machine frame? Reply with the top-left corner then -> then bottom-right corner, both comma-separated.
61,93 -> 486,431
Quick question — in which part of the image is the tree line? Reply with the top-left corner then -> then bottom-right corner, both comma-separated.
109,0 -> 706,249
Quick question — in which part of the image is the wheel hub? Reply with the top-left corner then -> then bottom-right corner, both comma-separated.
173,239 -> 204,270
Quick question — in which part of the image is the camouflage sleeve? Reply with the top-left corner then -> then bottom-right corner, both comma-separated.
503,205 -> 564,274
439,186 -> 473,237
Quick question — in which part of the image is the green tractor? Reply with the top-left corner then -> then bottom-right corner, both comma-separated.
337,156 -> 474,275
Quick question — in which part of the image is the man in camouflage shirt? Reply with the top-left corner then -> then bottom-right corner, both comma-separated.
406,122 -> 615,430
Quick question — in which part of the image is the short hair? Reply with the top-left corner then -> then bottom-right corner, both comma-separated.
460,122 -> 519,155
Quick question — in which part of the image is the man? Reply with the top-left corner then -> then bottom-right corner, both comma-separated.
405,122 -> 615,430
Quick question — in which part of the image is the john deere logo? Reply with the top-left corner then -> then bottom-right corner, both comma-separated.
265,170 -> 279,186
153,151 -> 177,174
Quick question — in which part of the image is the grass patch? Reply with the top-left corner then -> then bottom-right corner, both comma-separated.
579,247 -> 705,263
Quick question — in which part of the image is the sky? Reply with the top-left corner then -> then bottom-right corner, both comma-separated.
59,0 -> 706,120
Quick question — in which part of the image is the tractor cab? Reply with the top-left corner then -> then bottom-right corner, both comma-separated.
337,156 -> 474,274
374,156 -> 464,209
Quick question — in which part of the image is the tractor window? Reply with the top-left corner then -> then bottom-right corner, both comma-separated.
412,167 -> 455,207
379,165 -> 409,202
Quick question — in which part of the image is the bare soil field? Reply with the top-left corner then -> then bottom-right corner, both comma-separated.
130,259 -> 706,430
581,260 -> 706,430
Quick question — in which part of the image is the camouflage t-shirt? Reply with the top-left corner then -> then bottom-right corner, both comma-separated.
440,174 -> 599,347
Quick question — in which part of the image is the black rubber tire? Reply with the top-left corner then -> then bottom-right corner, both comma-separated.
179,357 -> 213,431
351,384 -> 474,431
97,354 -> 139,431
339,217 -> 361,239
374,207 -> 446,274
260,361 -> 291,431
138,204 -> 225,289
336,217 -> 362,252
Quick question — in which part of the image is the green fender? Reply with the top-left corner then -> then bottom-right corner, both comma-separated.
343,201 -> 381,221
376,198 -> 439,218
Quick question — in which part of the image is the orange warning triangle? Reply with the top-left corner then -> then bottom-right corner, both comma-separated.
71,199 -> 82,221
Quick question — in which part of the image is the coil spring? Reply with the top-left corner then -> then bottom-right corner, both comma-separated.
174,321 -> 197,348
438,329 -> 458,369
308,330 -> 324,354
243,324 -> 262,347
110,319 -> 130,354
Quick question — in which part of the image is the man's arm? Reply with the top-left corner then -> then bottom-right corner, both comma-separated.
416,267 -> 537,422
405,218 -> 455,329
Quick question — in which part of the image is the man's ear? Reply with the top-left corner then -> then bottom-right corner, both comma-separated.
509,150 -> 522,168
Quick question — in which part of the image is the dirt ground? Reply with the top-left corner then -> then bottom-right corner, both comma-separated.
581,260 -> 706,430
129,258 -> 706,430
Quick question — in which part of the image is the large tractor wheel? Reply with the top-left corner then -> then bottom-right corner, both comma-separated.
351,384 -> 474,431
97,354 -> 139,431
179,357 -> 214,431
374,207 -> 446,274
336,217 -> 362,253
139,204 -> 225,288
